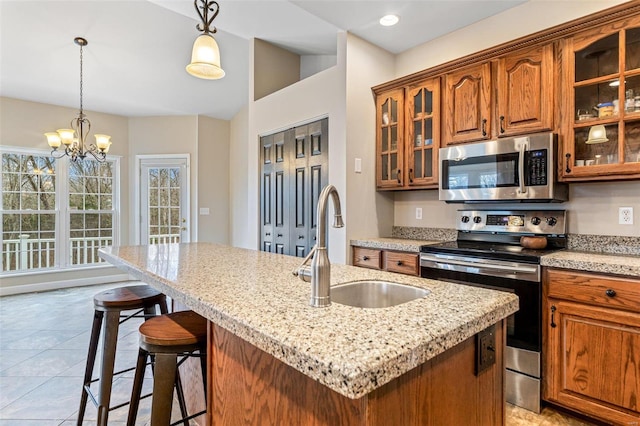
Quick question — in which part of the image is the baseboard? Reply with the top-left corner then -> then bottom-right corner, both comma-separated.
0,273 -> 133,296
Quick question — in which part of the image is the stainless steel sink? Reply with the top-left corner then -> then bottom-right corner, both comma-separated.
331,280 -> 430,308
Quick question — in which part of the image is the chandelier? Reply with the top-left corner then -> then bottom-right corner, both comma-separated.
186,0 -> 225,80
44,37 -> 112,162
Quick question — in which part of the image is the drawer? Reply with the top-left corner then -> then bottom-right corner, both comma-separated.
546,268 -> 640,313
384,251 -> 419,276
352,247 -> 382,270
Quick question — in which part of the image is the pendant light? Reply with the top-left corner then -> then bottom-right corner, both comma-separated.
186,0 -> 225,80
44,37 -> 112,162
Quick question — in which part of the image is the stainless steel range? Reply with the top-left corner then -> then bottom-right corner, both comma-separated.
420,209 -> 567,413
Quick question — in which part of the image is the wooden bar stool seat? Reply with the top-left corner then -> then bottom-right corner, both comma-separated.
127,310 -> 207,426
77,284 -> 168,426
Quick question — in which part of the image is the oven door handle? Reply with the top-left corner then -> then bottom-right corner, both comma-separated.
420,254 -> 539,277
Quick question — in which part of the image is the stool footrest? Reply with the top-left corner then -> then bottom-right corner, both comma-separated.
170,409 -> 207,426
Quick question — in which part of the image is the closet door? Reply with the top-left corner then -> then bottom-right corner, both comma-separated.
260,118 -> 328,257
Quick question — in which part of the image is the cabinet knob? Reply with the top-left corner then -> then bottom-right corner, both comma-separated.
605,289 -> 617,298
363,256 -> 370,261
397,261 -> 403,266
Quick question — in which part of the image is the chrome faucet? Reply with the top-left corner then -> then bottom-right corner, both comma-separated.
293,184 -> 344,307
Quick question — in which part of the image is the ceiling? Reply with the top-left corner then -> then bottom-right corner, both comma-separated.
0,0 -> 526,120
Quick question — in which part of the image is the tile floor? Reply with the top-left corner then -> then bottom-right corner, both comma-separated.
0,283 -> 597,425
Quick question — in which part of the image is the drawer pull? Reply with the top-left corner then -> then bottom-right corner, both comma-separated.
397,261 -> 403,266
363,256 -> 370,261
605,289 -> 617,298
550,305 -> 557,328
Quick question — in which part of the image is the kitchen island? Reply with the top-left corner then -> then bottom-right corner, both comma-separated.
99,243 -> 518,425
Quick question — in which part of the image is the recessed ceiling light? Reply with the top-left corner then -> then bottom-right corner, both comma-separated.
379,14 -> 399,27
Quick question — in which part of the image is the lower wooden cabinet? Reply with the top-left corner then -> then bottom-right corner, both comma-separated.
352,247 -> 419,276
543,268 -> 640,424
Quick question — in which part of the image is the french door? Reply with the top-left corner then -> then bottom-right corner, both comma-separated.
138,156 -> 189,245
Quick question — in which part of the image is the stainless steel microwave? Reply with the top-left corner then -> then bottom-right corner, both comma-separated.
439,133 -> 568,203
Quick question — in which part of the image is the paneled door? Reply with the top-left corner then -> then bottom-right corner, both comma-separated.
260,118 -> 328,257
139,157 -> 189,245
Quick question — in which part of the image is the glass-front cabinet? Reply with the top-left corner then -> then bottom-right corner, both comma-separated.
376,88 -> 404,189
405,78 -> 440,187
562,15 -> 640,180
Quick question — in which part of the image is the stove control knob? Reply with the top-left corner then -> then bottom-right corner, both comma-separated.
461,215 -> 470,223
531,216 -> 541,226
473,216 -> 482,224
547,217 -> 557,226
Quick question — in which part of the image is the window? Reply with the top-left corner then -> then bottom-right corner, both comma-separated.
1,148 -> 119,273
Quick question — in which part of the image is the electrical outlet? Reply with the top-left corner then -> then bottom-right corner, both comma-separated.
416,207 -> 423,220
619,207 -> 634,225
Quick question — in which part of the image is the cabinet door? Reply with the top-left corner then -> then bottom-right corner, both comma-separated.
496,44 -> 554,137
443,62 -> 491,145
306,119 -> 328,254
271,131 -> 289,255
544,299 -> 640,424
260,135 -> 274,252
405,78 -> 440,188
376,88 -> 404,189
562,16 -> 640,180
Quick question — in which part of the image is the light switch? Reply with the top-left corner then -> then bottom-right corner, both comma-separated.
199,208 -> 210,215
354,158 -> 362,173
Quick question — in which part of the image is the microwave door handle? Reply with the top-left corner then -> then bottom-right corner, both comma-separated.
517,140 -> 528,195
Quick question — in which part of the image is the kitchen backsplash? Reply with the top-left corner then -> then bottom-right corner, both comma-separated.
567,234 -> 640,256
392,226 -> 456,241
392,226 -> 640,256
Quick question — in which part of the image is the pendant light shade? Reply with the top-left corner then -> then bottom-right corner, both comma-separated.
186,34 -> 225,79
187,0 -> 225,80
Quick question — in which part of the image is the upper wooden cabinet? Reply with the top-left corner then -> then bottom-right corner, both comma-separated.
443,46 -> 553,145
561,15 -> 640,181
405,78 -> 440,187
376,88 -> 404,189
376,79 -> 440,190
443,63 -> 491,145
496,44 -> 554,137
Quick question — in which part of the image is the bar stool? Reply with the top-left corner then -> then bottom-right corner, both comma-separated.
127,310 -> 207,426
77,284 -> 168,426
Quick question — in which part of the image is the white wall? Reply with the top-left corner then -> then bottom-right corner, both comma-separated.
197,116 -> 230,244
229,105 -> 250,248
392,0 -> 640,238
396,0 -> 631,77
344,34 -> 396,245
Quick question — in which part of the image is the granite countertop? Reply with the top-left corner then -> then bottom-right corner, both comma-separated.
541,250 -> 640,278
99,243 -> 518,399
350,237 -> 441,252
